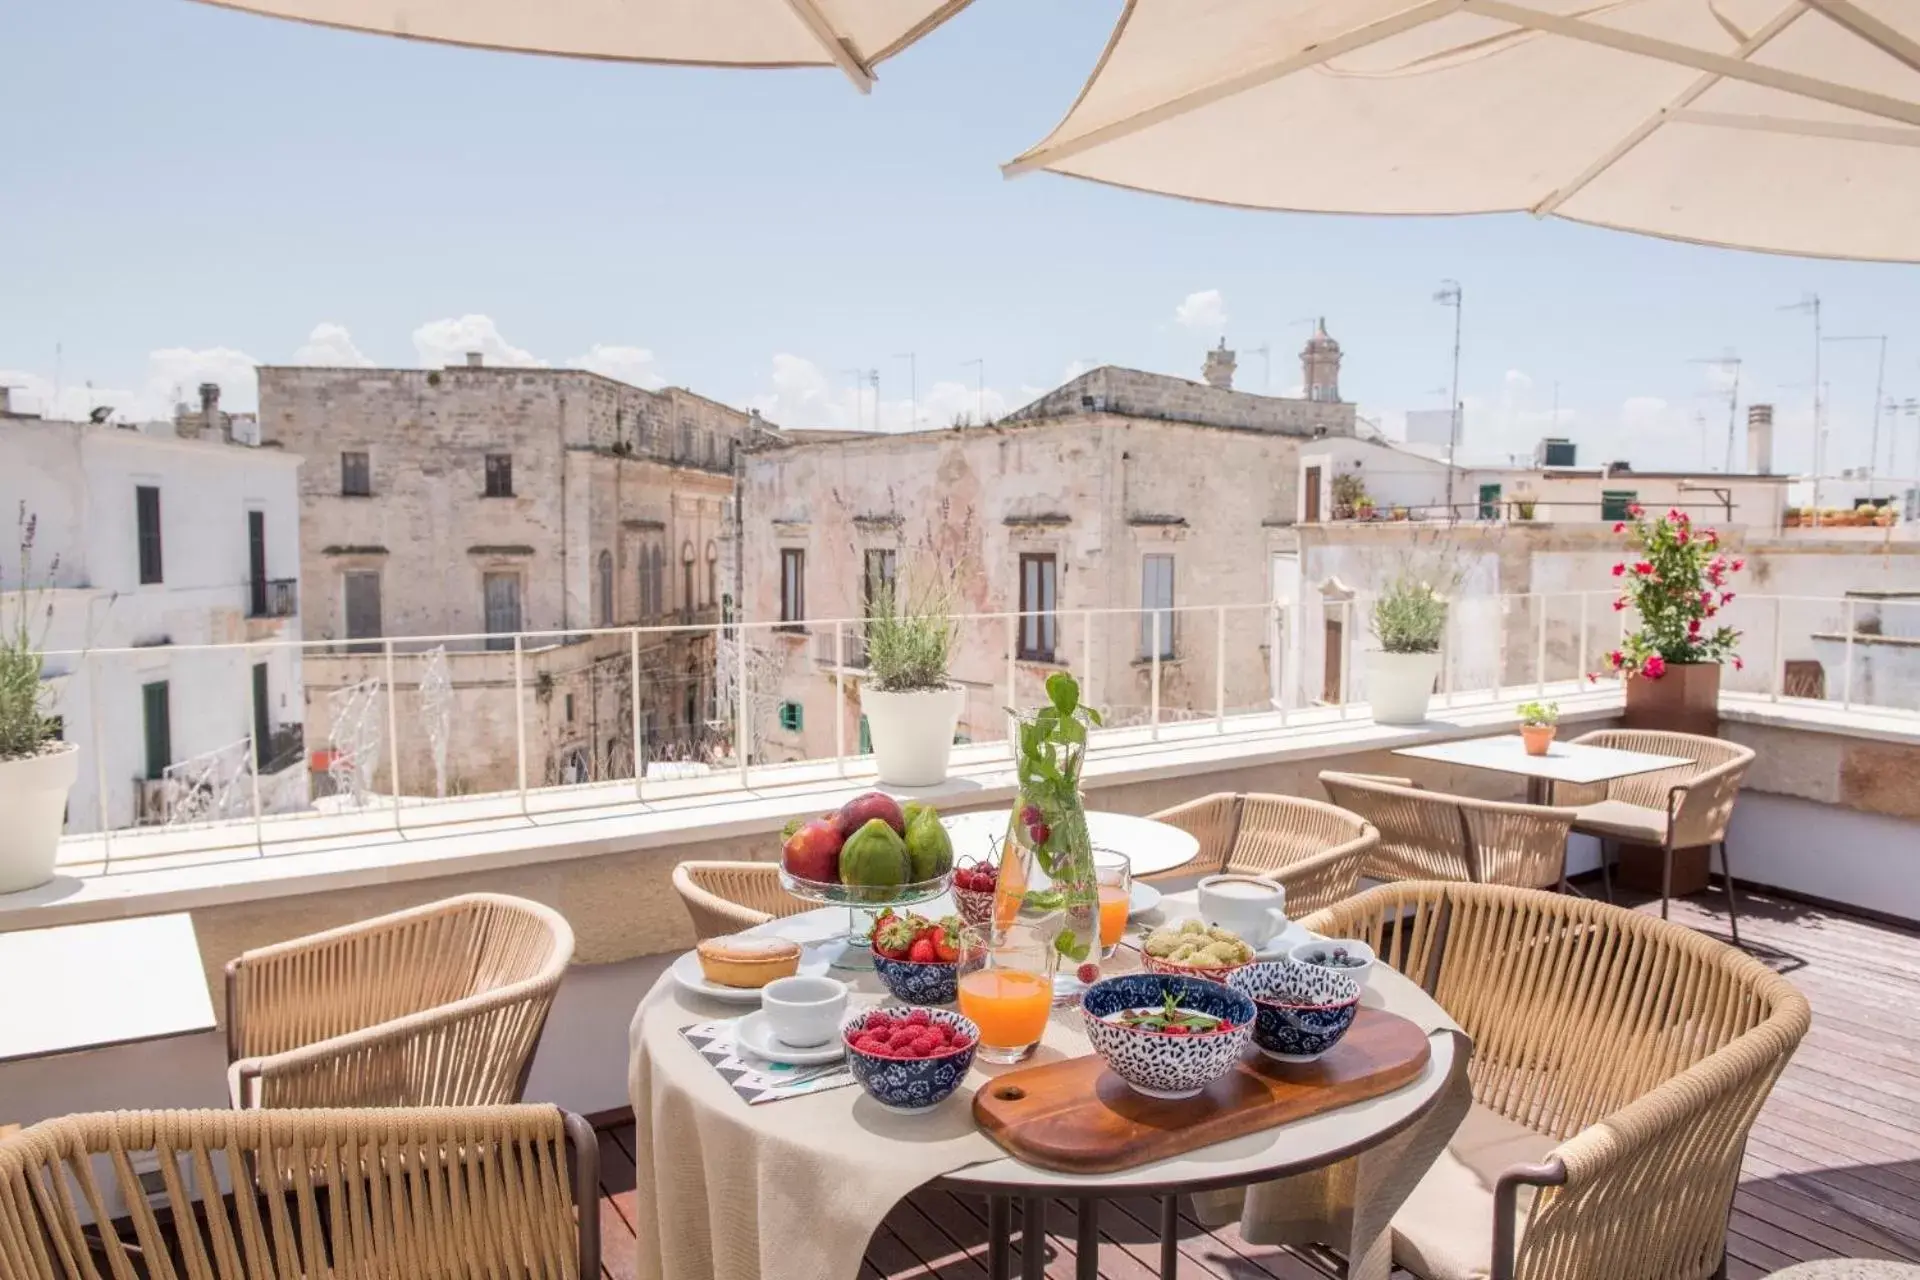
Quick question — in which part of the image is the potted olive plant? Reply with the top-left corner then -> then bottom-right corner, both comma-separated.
1517,700 -> 1559,755
0,508 -> 76,894
861,573 -> 963,786
1367,573 -> 1447,724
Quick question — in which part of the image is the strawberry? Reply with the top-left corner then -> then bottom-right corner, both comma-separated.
908,937 -> 937,964
874,917 -> 918,960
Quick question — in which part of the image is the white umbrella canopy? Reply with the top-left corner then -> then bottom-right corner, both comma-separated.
193,0 -> 974,91
1007,0 -> 1920,261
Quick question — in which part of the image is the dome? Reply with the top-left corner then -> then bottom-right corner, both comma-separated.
1303,317 -> 1340,353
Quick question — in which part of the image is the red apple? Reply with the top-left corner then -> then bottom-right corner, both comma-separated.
782,819 -> 844,884
834,791 -> 906,838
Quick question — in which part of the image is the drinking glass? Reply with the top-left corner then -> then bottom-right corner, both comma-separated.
956,923 -> 1057,1064
1094,849 -> 1132,960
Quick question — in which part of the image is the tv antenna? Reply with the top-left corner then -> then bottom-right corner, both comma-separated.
1688,352 -> 1741,472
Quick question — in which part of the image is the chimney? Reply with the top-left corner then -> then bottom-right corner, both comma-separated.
465,351 -> 484,368
1202,338 -> 1236,390
0,387 -> 10,416
1747,404 -> 1774,474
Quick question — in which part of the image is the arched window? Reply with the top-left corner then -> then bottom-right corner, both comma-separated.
597,550 -> 613,627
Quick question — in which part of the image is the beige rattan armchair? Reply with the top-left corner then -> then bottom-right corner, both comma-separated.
673,860 -> 813,939
0,1105 -> 598,1279
1143,793 -> 1378,914
1556,729 -> 1755,945
225,893 -> 573,1110
1319,772 -> 1578,890
1302,881 -> 1809,1280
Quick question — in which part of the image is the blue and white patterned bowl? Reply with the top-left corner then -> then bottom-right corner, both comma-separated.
870,951 -> 959,1005
1080,974 -> 1255,1100
841,1007 -> 978,1114
1227,961 -> 1362,1063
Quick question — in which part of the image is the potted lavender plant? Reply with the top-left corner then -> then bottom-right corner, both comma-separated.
0,507 -> 76,894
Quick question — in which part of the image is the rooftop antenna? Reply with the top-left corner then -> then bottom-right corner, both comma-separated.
1248,343 -> 1272,392
1823,332 -> 1888,491
1688,352 -> 1741,472
1780,293 -> 1822,513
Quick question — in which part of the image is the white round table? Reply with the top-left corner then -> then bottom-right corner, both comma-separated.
940,809 -> 1201,878
638,898 -> 1461,1280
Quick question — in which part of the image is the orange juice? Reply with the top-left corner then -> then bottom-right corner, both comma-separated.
1098,885 -> 1130,948
958,969 -> 1053,1054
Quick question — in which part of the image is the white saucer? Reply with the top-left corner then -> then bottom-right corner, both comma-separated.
670,946 -> 833,1005
1128,882 -> 1163,919
1254,920 -> 1318,961
733,1011 -> 847,1066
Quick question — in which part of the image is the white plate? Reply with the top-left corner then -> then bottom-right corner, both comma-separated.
733,1011 -> 847,1066
1128,881 -> 1163,919
669,947 -> 833,1005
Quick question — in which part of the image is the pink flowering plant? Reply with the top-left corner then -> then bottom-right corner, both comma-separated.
1601,506 -> 1744,681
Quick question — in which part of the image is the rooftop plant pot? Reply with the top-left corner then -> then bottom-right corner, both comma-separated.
0,741 -> 78,894
1521,723 -> 1556,756
1367,650 -> 1441,726
863,684 -> 964,787
1623,660 -> 1720,738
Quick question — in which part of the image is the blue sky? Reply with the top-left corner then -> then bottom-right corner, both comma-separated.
4,0 -> 1918,474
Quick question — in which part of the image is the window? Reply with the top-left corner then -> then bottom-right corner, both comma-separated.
484,454 -> 514,498
136,485 -> 163,584
1478,482 -> 1503,521
1601,490 -> 1638,522
1140,554 -> 1175,659
706,542 -> 718,607
638,551 -> 654,619
597,550 -> 614,626
142,680 -> 171,780
650,545 -> 665,619
679,421 -> 695,460
247,511 -> 268,617
1302,466 -> 1322,523
858,714 -> 871,755
1018,553 -> 1058,662
344,571 -> 382,652
483,572 -> 522,650
565,693 -> 575,723
780,549 -> 806,625
863,549 -> 898,615
251,663 -> 270,768
340,451 -> 371,496
778,701 -> 804,733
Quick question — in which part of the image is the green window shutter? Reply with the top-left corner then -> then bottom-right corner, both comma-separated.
778,701 -> 804,733
858,714 -> 871,754
1600,490 -> 1638,522
142,681 -> 172,780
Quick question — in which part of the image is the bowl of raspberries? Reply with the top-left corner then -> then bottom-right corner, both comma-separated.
870,910 -> 968,1005
950,859 -> 999,932
841,1007 -> 979,1113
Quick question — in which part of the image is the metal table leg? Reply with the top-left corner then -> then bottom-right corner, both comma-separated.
1159,1195 -> 1181,1278
1022,1196 -> 1048,1280
987,1196 -> 1011,1280
1076,1198 -> 1100,1280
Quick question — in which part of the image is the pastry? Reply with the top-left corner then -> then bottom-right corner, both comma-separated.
696,935 -> 802,988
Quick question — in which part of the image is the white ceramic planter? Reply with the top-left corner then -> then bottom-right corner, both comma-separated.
863,684 -> 965,787
0,741 -> 78,894
1367,651 -> 1443,726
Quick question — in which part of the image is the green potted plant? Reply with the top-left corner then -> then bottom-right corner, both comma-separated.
1330,472 -> 1368,521
1367,573 -> 1447,725
1517,700 -> 1559,755
1601,505 -> 1743,735
861,572 -> 962,786
1,507 -> 76,894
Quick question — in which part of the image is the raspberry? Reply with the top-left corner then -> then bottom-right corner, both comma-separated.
905,1009 -> 932,1027
853,1034 -> 886,1055
914,1031 -> 946,1055
925,1021 -> 952,1042
1077,963 -> 1100,985
865,1013 -> 893,1033
888,1028 -> 919,1050
949,1034 -> 972,1051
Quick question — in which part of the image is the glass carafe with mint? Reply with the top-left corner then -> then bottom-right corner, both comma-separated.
993,671 -> 1103,1002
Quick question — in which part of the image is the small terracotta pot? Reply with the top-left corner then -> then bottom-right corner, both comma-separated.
1520,724 -> 1555,756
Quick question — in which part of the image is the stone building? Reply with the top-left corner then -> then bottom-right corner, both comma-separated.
258,358 -> 762,796
739,334 -> 1359,763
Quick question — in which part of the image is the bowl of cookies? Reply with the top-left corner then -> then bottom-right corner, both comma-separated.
1139,919 -> 1255,983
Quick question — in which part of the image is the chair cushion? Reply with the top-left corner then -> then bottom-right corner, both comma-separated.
1392,1103 -> 1557,1280
1568,798 -> 1668,844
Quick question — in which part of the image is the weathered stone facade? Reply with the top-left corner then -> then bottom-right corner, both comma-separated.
259,364 -> 756,793
1004,365 -> 1355,437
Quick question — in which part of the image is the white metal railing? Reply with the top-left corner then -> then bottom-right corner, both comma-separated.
39,588 -> 1920,868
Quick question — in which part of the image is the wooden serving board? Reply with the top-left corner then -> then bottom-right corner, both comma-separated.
972,1008 -> 1432,1174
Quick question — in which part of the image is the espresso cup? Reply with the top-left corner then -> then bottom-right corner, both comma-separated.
1196,874 -> 1290,947
761,975 -> 850,1048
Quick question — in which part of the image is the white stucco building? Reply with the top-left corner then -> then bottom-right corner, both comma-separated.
0,397 -> 308,832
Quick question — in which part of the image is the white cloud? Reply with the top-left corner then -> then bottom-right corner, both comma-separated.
1504,369 -> 1532,390
2,346 -> 258,423
567,344 -> 665,390
750,354 -> 1011,433
1173,289 -> 1228,331
291,322 -> 372,367
411,315 -> 545,369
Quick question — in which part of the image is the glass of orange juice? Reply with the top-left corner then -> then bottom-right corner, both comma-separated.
957,924 -> 1056,1064
1094,849 -> 1132,959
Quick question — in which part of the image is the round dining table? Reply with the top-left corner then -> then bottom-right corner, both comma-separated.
628,892 -> 1469,1280
939,809 -> 1202,878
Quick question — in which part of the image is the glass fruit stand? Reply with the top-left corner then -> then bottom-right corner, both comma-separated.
778,795 -> 957,971
777,868 -> 952,971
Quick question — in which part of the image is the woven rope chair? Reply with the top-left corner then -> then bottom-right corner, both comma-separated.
0,1105 -> 598,1279
225,894 -> 572,1110
1144,793 -> 1377,915
672,861 -> 812,940
1320,772 -> 1578,890
1556,730 -> 1754,944
1301,882 -> 1808,1280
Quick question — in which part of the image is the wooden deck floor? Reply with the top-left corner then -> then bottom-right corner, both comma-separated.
598,887 -> 1920,1279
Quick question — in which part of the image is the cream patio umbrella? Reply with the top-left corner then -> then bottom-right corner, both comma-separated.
192,0 -> 974,92
1006,0 -> 1920,261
